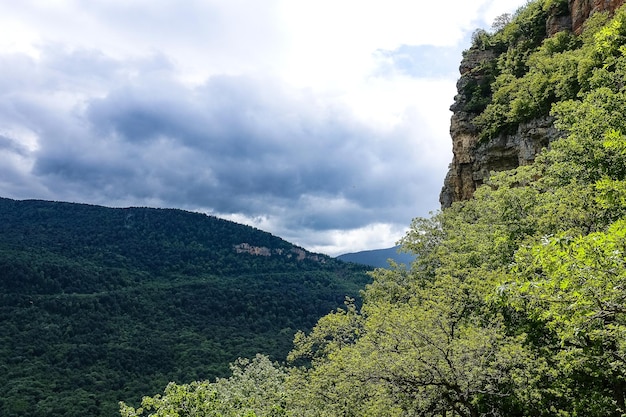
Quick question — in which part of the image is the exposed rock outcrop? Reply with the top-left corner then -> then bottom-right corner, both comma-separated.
234,242 -> 326,263
570,0 -> 625,34
440,0 -> 626,207
440,102 -> 559,207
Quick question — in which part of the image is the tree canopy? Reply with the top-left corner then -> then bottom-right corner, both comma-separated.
0,199 -> 370,417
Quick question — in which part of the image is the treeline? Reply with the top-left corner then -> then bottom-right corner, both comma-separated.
0,199 -> 370,417
122,2 -> 626,416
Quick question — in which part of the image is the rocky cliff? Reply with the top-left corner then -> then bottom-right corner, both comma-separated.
440,0 -> 626,207
570,0 -> 625,33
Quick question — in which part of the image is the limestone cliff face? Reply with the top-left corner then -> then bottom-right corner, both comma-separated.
570,0 -> 625,33
440,41 -> 562,207
440,0 -> 626,207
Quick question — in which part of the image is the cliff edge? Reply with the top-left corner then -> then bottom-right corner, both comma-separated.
440,0 -> 626,207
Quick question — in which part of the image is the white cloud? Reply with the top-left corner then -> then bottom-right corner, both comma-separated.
296,223 -> 411,258
0,0 -> 528,255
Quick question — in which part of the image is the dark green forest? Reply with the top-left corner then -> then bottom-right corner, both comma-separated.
0,198 -> 370,416
118,1 -> 626,416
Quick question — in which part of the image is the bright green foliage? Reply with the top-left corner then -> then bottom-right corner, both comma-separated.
120,355 -> 288,417
284,195 -> 547,416
506,221 -> 626,415
594,9 -> 626,59
511,221 -> 626,346
287,275 -> 534,417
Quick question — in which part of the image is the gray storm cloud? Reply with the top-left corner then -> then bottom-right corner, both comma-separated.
0,46 -> 445,239
0,0 -> 528,254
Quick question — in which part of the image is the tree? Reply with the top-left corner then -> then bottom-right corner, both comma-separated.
119,355 -> 288,417
118,3 -> 626,416
504,220 -> 626,415
492,13 -> 512,32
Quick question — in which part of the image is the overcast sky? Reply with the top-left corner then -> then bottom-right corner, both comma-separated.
0,0 -> 526,256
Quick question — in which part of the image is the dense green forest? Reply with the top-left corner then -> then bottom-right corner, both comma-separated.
120,1 -> 626,416
0,198 -> 370,416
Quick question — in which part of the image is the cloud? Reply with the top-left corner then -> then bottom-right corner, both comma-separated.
0,0 -> 527,255
24,49 -> 446,224
373,45 -> 462,78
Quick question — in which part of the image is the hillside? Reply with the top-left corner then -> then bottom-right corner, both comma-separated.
0,197 -> 370,417
119,2 -> 626,416
336,246 -> 415,269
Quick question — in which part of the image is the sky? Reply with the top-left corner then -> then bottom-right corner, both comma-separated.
0,0 -> 527,256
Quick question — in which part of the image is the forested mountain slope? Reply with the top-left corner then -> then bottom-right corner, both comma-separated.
336,246 -> 416,269
120,1 -> 626,416
0,197 -> 369,417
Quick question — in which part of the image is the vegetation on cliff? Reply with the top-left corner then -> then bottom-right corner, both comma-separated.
122,1 -> 626,416
468,0 -> 624,142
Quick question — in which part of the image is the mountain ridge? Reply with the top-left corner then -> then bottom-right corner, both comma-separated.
336,245 -> 415,269
0,196 -> 370,417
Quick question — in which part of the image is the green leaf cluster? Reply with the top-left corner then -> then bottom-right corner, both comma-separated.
120,355 -> 288,417
463,0 -> 626,141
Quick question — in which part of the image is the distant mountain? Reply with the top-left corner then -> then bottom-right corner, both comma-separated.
0,197 -> 370,417
337,245 -> 415,269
